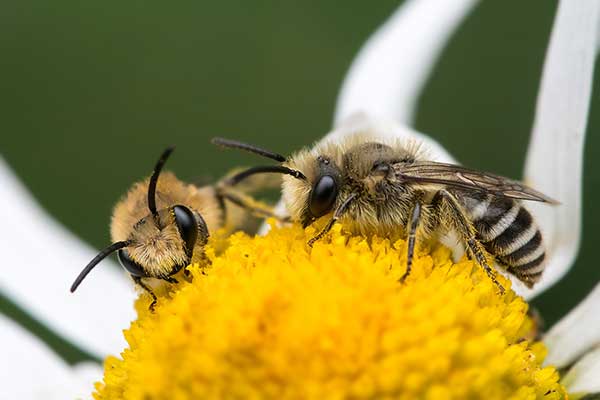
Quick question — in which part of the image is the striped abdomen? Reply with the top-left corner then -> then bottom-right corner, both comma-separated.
463,193 -> 545,287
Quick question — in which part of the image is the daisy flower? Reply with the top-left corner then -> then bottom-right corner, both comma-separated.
1,0 -> 598,398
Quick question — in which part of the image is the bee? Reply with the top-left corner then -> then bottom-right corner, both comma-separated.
212,134 -> 558,293
70,146 -> 280,310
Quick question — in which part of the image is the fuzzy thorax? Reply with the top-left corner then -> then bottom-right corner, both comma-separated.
282,132 -> 428,233
94,223 -> 566,399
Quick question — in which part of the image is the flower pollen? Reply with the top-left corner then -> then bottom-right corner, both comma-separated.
94,223 -> 566,399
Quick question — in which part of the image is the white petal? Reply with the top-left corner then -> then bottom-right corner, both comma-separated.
519,0 -> 600,299
544,282 -> 600,368
334,0 -> 479,126
0,158 -> 135,358
0,314 -> 102,399
561,346 -> 600,394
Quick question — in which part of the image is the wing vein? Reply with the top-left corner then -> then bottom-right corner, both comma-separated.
395,162 -> 559,204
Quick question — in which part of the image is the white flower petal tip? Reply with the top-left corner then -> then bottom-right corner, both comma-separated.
519,0 -> 600,299
334,0 -> 479,126
0,158 -> 136,359
0,314 -> 102,400
543,282 -> 600,368
561,346 -> 600,395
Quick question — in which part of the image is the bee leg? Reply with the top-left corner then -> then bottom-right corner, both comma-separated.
307,218 -> 336,247
132,276 -> 158,311
162,276 -> 178,284
218,189 -> 289,222
399,202 -> 422,283
307,193 -> 358,247
466,238 -> 505,294
439,190 -> 506,295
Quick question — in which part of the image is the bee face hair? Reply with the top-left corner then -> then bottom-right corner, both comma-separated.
71,147 -> 203,293
119,207 -> 192,277
282,153 -> 343,228
211,136 -> 342,227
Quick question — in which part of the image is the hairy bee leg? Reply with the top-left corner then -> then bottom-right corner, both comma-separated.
132,276 -> 158,311
215,167 -> 289,225
466,239 -> 505,294
307,218 -> 336,247
439,190 -> 506,295
307,193 -> 358,247
217,189 -> 289,222
399,202 -> 422,283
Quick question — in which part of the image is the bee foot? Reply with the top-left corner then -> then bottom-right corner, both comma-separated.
307,237 -> 318,248
497,283 -> 506,295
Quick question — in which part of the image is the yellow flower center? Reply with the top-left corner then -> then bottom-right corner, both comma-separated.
94,223 -> 567,399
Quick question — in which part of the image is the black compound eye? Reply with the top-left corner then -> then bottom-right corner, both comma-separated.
309,175 -> 337,218
117,249 -> 146,277
173,205 -> 198,257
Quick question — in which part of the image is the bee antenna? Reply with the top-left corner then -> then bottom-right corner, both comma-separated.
70,241 -> 130,293
148,146 -> 175,219
225,165 -> 306,186
211,137 -> 287,162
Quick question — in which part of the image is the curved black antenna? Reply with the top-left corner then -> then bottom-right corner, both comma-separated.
148,146 -> 175,219
70,241 -> 130,293
225,165 -> 306,186
211,137 -> 287,162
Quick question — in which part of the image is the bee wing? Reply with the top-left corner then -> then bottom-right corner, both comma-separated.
395,161 -> 559,204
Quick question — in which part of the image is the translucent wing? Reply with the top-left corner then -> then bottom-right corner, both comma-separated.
395,161 -> 559,204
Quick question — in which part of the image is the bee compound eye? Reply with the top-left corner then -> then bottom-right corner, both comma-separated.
117,249 -> 146,277
309,175 -> 338,218
173,205 -> 198,257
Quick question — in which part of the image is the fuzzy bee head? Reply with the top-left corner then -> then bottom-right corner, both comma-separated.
71,147 -> 203,292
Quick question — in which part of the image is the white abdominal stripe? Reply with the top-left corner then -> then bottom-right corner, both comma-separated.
468,195 -> 545,279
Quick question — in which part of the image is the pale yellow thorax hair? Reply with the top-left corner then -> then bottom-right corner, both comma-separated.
282,132 -> 426,223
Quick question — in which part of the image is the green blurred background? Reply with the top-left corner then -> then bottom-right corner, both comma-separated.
2,0 -> 599,361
